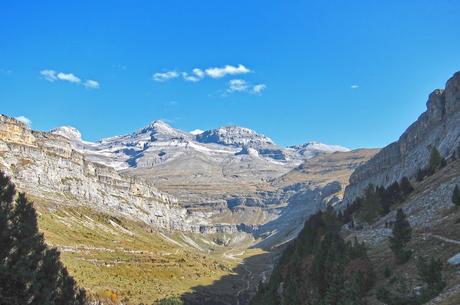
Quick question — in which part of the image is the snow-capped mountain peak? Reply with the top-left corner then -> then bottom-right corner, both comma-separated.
50,126 -> 82,141
196,125 -> 275,147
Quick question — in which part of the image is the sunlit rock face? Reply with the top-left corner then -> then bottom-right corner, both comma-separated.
0,111 -> 372,247
343,71 -> 460,205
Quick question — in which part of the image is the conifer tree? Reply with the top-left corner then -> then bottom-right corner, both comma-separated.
357,185 -> 382,223
428,147 -> 445,173
0,172 -> 16,303
416,257 -> 444,291
452,185 -> 460,207
389,209 -> 412,264
400,177 -> 414,196
0,171 -> 87,305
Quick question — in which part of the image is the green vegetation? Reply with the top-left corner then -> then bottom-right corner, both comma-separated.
152,296 -> 184,305
452,185 -> 460,207
250,161 -> 456,305
376,256 -> 445,305
428,146 -> 447,172
0,171 -> 87,305
389,209 -> 412,264
356,185 -> 382,223
417,147 -> 447,182
351,178 -> 413,224
250,208 -> 374,305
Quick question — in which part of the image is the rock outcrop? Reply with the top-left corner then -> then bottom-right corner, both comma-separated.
343,71 -> 460,204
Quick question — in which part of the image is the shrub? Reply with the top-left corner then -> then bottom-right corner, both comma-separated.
154,296 -> 184,305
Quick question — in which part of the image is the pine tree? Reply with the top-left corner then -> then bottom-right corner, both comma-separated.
452,185 -> 460,207
357,185 -> 382,223
400,177 -> 414,196
416,257 -> 444,290
0,172 -> 16,304
428,147 -> 444,173
0,171 -> 87,305
389,209 -> 412,264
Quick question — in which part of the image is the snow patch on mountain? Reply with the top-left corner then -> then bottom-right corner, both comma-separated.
190,129 -> 204,135
50,126 -> 82,141
196,126 -> 274,147
290,141 -> 350,159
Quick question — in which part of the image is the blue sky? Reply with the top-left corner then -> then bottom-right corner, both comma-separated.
1,0 -> 459,148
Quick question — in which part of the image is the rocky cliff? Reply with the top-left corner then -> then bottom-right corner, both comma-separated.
0,115 -> 204,231
343,71 -> 460,204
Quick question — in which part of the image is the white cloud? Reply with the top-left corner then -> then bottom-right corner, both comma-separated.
182,68 -> 206,82
351,84 -> 360,89
154,64 -> 254,84
15,116 -> 31,127
84,80 -> 100,89
226,79 -> 267,95
41,69 -> 58,82
40,69 -> 99,89
182,72 -> 201,82
205,64 -> 251,79
153,71 -> 179,82
228,79 -> 249,92
192,68 -> 205,78
57,72 -> 81,83
252,84 -> 267,94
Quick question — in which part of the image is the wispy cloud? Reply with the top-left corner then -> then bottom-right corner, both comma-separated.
40,69 -> 100,89
41,69 -> 58,82
226,79 -> 267,95
182,68 -> 206,82
153,64 -> 252,83
351,84 -> 360,89
15,116 -> 31,127
228,79 -> 249,92
152,71 -> 179,82
84,80 -> 100,89
205,64 -> 251,79
252,84 -> 267,94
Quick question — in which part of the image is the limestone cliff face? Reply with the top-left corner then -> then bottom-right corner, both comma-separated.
0,114 -> 374,243
0,115 -> 206,231
343,71 -> 460,204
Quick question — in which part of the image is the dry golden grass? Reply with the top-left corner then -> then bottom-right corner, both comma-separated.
35,202 -> 244,305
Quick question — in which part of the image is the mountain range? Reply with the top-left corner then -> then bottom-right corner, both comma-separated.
1,71 -> 459,305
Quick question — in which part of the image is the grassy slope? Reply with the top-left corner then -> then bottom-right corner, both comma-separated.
34,201 -> 250,305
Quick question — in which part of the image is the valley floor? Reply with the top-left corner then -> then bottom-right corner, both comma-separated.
35,199 -> 275,305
